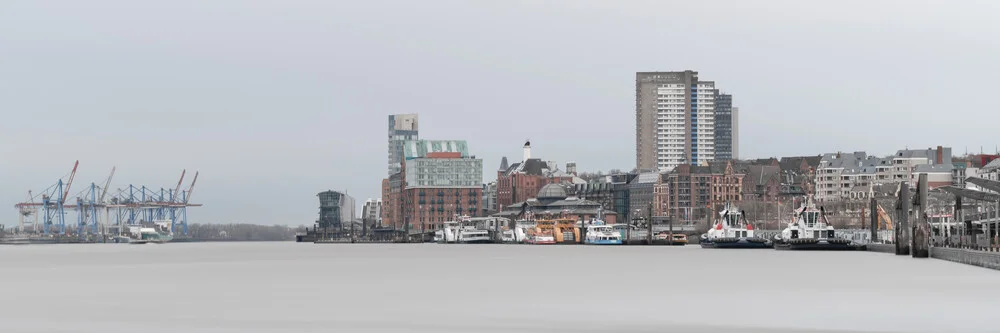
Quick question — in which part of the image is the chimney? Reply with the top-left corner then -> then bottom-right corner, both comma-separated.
523,140 -> 531,162
566,162 -> 577,175
936,146 -> 943,164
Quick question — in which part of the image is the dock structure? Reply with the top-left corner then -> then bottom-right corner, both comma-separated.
12,161 -> 201,240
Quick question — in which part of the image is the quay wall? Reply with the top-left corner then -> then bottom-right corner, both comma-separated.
866,244 -> 896,254
930,247 -> 1000,270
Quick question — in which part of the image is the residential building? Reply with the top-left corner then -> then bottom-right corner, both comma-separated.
387,114 -> 419,176
743,165 -> 781,202
713,91 -> 736,161
815,152 -> 892,202
494,184 -> 618,224
660,161 -> 744,223
891,146 -> 953,188
496,141 -> 579,209
383,172 -> 403,229
815,146 -> 954,201
398,140 -> 483,230
362,198 -> 382,227
636,71 -> 717,171
482,181 -> 498,215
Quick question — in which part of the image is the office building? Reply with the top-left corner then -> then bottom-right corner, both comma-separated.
316,190 -> 356,233
713,91 -> 737,161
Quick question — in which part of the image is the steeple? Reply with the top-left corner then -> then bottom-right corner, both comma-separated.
499,156 -> 509,171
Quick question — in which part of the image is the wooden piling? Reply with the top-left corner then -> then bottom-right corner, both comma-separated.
896,185 -> 910,255
870,197 -> 878,243
912,174 -> 929,258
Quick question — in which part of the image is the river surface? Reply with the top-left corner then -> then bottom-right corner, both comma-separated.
0,243 -> 997,333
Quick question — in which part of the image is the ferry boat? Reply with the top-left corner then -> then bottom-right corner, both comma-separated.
700,203 -> 771,249
654,232 -> 688,245
584,221 -> 622,245
501,220 -> 532,243
525,219 -> 556,244
773,196 -> 858,251
456,226 -> 491,244
438,221 -> 459,243
551,218 -> 581,244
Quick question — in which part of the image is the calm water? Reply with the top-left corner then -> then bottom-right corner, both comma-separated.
0,243 -> 997,333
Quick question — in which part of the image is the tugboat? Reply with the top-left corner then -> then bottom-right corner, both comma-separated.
700,203 -> 771,248
584,220 -> 622,245
773,196 -> 860,251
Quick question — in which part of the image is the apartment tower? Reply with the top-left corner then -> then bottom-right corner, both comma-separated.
636,71 -> 716,171
388,114 -> 419,176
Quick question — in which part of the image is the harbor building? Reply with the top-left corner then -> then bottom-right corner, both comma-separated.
496,141 -> 580,209
494,184 -> 618,224
398,140 -> 483,231
388,114 -> 419,176
636,71 -> 717,171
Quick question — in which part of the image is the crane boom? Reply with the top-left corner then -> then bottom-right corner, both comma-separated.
61,160 -> 80,204
184,171 -> 199,204
99,167 -> 116,203
172,170 -> 186,203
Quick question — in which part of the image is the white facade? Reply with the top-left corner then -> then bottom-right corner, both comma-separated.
362,198 -> 382,226
815,147 -> 954,201
654,82 -> 715,171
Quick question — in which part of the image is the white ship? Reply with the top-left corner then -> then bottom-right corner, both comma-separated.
584,221 -> 622,245
700,203 -> 770,248
773,196 -> 859,250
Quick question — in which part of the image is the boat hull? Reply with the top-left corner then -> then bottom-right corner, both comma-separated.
700,237 -> 771,249
774,239 -> 863,251
585,239 -> 622,245
458,239 -> 493,244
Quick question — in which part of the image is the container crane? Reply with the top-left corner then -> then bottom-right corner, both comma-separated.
172,170 -> 186,203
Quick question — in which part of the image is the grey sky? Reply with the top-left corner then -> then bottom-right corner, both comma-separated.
2,0 -> 999,225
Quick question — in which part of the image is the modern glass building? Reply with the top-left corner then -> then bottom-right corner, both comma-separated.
388,114 -> 419,176
317,190 -> 356,232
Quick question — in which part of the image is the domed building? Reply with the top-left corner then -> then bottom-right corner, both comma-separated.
493,183 -> 617,224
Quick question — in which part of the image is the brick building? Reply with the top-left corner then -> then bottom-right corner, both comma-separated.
397,140 -> 483,231
660,161 -> 744,222
496,141 -> 576,209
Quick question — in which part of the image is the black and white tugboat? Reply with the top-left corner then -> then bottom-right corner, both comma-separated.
700,203 -> 771,249
773,196 -> 861,251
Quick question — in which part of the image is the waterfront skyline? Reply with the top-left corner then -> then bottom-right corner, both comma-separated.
3,0 -> 1000,225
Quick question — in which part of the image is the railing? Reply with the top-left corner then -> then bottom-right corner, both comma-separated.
754,229 -> 895,245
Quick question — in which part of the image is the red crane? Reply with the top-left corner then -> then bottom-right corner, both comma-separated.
61,160 -> 79,204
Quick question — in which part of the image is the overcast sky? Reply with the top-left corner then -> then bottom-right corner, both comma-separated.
2,0 -> 999,225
